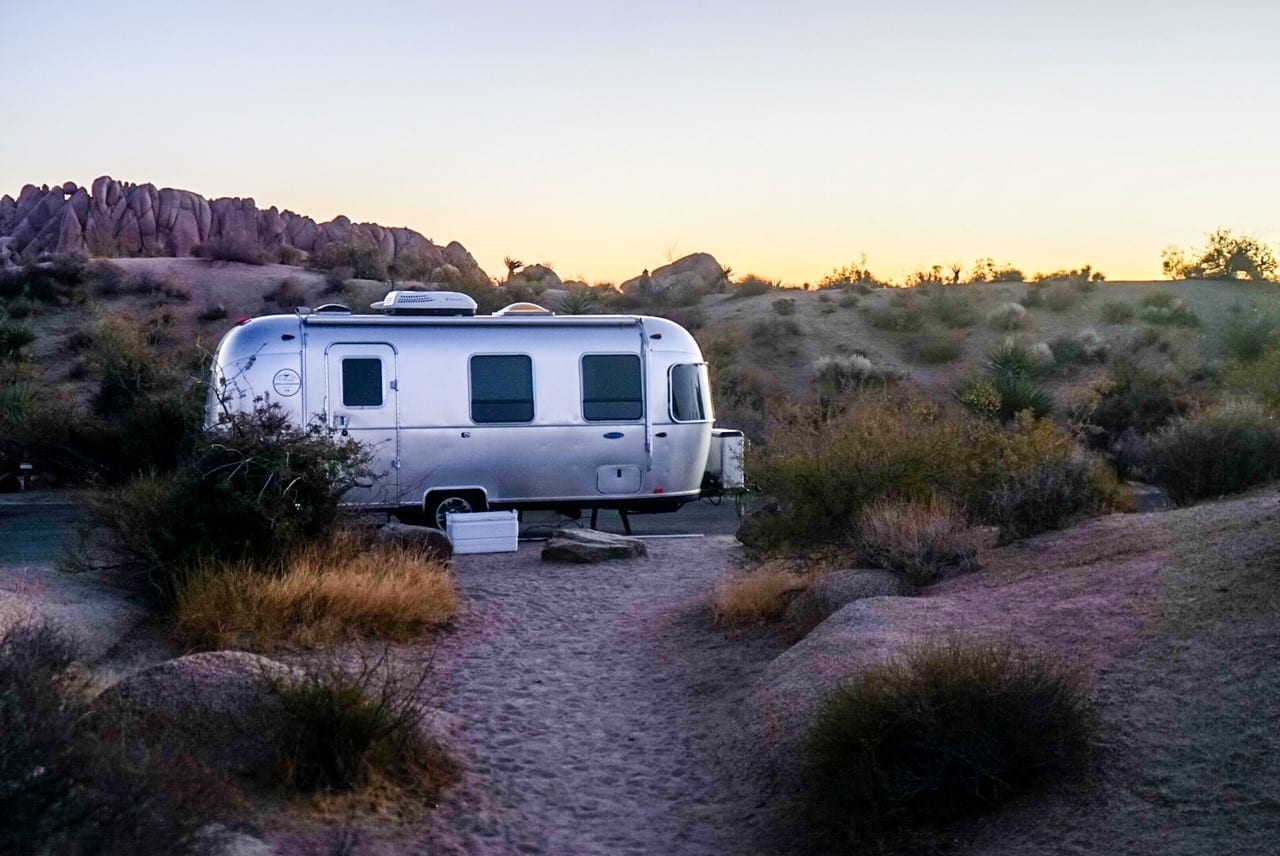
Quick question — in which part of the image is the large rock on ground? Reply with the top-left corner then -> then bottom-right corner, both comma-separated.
374,521 -> 454,561
92,651 -> 301,775
541,528 -> 647,563
619,252 -> 726,295
783,568 -> 914,632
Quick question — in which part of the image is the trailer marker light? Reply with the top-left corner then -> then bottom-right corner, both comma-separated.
654,487 -> 665,494
234,316 -> 251,326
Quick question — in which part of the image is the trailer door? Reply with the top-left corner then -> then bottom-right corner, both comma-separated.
325,343 -> 399,507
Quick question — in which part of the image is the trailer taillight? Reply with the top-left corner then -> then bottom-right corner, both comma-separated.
234,316 -> 251,326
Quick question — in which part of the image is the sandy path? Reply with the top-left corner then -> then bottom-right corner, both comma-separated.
413,535 -> 789,855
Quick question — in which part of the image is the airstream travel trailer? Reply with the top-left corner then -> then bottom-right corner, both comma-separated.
206,291 -> 743,528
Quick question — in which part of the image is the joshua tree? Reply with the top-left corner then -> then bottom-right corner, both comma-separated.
503,257 -> 523,283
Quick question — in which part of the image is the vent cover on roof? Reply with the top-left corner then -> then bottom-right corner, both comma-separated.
371,290 -> 477,316
492,302 -> 553,316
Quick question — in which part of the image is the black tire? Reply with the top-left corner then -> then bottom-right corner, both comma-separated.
426,493 -> 485,530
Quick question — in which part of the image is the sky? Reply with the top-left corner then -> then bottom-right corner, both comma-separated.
3,0 -> 1278,285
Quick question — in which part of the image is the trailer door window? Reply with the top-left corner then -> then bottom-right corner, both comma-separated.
342,358 -> 384,407
582,354 -> 642,421
670,363 -> 710,422
470,354 -> 534,423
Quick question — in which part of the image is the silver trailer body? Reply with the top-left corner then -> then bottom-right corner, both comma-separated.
206,299 -> 721,526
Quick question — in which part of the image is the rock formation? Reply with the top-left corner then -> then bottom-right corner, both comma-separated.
619,252 -> 727,295
0,176 -> 487,281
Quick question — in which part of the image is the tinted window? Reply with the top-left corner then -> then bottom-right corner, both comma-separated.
582,354 -> 643,421
670,363 -> 707,421
342,358 -> 383,407
471,355 -> 534,423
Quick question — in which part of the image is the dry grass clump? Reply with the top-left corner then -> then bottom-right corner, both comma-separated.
859,495 -> 973,585
711,560 -> 814,627
813,354 -> 902,394
1100,300 -> 1136,324
803,637 -> 1097,852
177,536 -> 458,651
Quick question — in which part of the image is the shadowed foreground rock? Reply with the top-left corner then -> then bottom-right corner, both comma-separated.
784,568 -> 914,631
541,528 -> 648,563
92,651 -> 300,774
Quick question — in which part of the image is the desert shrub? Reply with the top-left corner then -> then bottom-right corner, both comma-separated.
557,288 -> 597,315
903,332 -> 964,364
859,495 -> 972,585
772,297 -> 796,316
863,302 -> 924,333
1045,283 -> 1079,312
813,355 -> 901,395
3,298 -> 33,319
955,375 -> 1001,419
270,659 -> 453,795
711,563 -> 808,627
177,536 -> 458,651
274,244 -> 306,267
310,235 -> 388,281
1099,301 -> 1136,324
1140,301 -> 1199,328
925,289 -> 979,328
1088,361 -> 1194,445
1224,310 -> 1279,362
1019,284 -> 1045,308
818,257 -> 885,290
1141,291 -> 1178,309
804,638 -> 1096,850
991,372 -> 1054,420
196,236 -> 264,265
837,293 -> 860,308
197,303 -> 229,323
749,316 -> 802,345
266,275 -> 306,307
0,623 -> 230,853
979,457 -> 1112,542
94,401 -> 369,604
748,394 -> 1088,549
0,321 -> 35,375
986,301 -> 1028,331
985,340 -> 1039,379
1148,403 -> 1280,504
1223,345 -> 1280,410
123,270 -> 168,296
1049,329 -> 1106,367
733,274 -> 776,297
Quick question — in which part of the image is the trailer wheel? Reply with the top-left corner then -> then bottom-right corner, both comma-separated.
426,492 -> 486,530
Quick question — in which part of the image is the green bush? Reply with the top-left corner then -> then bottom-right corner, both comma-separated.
1,623 -> 228,853
747,395 -> 1089,549
1100,301 -> 1136,324
270,660 -> 450,795
863,302 -> 924,333
1224,310 -> 1278,362
804,638 -> 1096,850
813,355 -> 901,394
772,297 -> 796,316
94,402 -> 370,604
925,289 -> 979,328
733,275 -> 776,297
1140,302 -> 1199,328
1045,283 -> 1079,311
1089,361 -> 1194,444
979,457 -> 1109,542
1149,404 -> 1280,504
903,332 -> 964,364
1050,330 -> 1106,366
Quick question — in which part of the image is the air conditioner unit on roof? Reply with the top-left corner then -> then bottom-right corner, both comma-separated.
371,290 -> 477,316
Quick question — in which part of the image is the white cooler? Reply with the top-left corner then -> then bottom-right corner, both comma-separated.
446,510 -> 519,554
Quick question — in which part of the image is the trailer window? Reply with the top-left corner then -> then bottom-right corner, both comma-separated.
342,358 -> 383,407
470,354 -> 534,423
582,354 -> 642,421
670,363 -> 709,422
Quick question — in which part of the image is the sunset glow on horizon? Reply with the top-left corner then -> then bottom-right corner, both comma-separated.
4,1 -> 1278,286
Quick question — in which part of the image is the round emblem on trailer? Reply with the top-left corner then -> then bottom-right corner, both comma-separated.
272,369 -> 301,397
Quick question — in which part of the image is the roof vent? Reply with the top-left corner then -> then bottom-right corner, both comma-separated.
371,290 -> 478,316
492,302 -> 554,316
314,303 -> 352,314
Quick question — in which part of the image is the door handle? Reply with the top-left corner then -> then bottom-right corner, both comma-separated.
654,431 -> 668,438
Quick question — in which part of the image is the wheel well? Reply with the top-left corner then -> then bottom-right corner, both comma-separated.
423,488 -> 488,512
